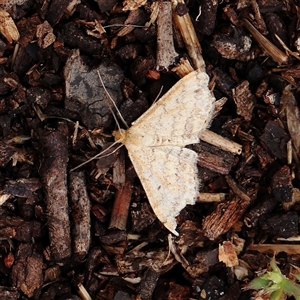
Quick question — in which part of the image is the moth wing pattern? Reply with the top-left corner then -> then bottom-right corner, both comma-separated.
129,70 -> 215,146
126,144 -> 199,236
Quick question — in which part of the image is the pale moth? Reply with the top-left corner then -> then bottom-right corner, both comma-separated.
112,70 -> 215,236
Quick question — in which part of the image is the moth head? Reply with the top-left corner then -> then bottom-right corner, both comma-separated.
112,129 -> 127,144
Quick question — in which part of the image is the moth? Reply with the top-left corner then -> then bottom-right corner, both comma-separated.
112,70 -> 215,235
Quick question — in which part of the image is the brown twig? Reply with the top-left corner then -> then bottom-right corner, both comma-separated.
39,123 -> 71,261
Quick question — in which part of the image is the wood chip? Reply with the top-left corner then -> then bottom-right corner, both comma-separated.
219,241 -> 239,267
0,7 -> 19,43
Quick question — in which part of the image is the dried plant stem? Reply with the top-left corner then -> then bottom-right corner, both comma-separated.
248,244 -> 300,255
200,129 -> 242,155
197,192 -> 227,203
171,0 -> 205,71
243,19 -> 288,65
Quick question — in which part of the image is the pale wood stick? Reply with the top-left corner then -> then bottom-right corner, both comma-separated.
197,192 -> 227,203
243,19 -> 288,65
200,129 -> 242,155
77,283 -> 92,300
248,244 -> 300,255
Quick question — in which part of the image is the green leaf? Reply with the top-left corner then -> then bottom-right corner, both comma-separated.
295,274 -> 300,282
281,278 -> 300,297
247,277 -> 270,290
268,271 -> 284,284
270,288 -> 285,300
270,257 -> 281,273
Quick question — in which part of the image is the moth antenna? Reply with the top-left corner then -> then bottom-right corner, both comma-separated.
70,141 -> 123,172
97,71 -> 129,129
94,142 -> 123,159
153,85 -> 164,104
71,72 -> 128,172
107,104 -> 122,134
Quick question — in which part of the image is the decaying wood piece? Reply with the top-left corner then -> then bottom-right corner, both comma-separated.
84,247 -> 111,292
211,67 -> 236,98
0,286 -> 20,300
39,124 -> 71,261
109,168 -> 135,231
117,8 -> 147,37
168,283 -> 191,300
61,22 -> 103,56
271,165 -> 293,203
197,0 -> 218,36
0,141 -> 17,167
280,85 -> 300,159
259,213 -> 298,238
252,144 -> 274,170
281,64 -> 300,79
36,20 -> 56,49
212,26 -> 256,61
1,178 -> 41,197
260,120 -> 290,161
137,268 -> 160,299
69,171 -> 91,260
98,237 -> 125,256
0,178 -> 41,206
46,0 -> 74,26
145,1 -> 159,28
226,175 -> 251,203
186,248 -> 219,277
203,176 -> 251,240
176,221 -> 206,252
10,243 -> 43,298
203,195 -> 250,241
115,245 -> 174,274
244,195 -> 277,228
250,0 -> 267,34
123,0 -> 147,11
232,80 -> 255,121
171,0 -> 205,71
195,142 -> 235,175
131,201 -> 157,232
0,215 -> 42,242
265,13 -> 288,51
202,197 -> 249,240
282,188 -> 300,211
156,1 -> 178,70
